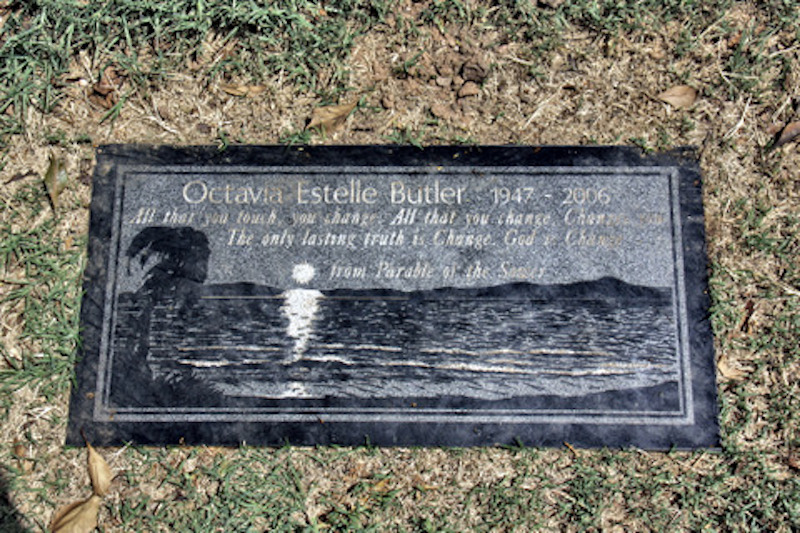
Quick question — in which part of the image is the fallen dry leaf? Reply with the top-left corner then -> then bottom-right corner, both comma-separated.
461,58 -> 490,84
766,122 -> 785,136
13,443 -> 26,459
717,354 -> 747,381
727,32 -> 742,48
87,92 -> 116,110
458,81 -> 481,98
788,451 -> 800,471
43,155 -> 68,209
307,101 -> 358,135
381,93 -> 395,109
88,66 -> 122,110
657,85 -> 697,109
50,495 -> 101,533
4,170 -> 36,185
430,103 -> 455,120
774,121 -> 800,148
92,67 -> 118,96
410,474 -> 439,491
739,300 -> 755,333
87,442 -> 112,497
13,442 -> 33,474
219,83 -> 267,98
371,478 -> 392,493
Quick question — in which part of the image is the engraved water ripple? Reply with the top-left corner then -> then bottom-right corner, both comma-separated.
127,293 -> 679,400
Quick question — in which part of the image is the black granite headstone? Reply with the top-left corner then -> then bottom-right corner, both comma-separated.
67,145 -> 718,449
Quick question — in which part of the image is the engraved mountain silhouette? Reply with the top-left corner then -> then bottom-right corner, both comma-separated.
319,276 -> 671,302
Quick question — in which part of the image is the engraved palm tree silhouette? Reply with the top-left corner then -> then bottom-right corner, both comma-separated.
127,226 -> 210,298
111,227 -> 213,403
125,227 -> 209,372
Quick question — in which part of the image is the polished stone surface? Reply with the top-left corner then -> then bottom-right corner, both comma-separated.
67,145 -> 718,448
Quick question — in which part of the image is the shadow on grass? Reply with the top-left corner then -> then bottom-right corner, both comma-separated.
0,469 -> 27,533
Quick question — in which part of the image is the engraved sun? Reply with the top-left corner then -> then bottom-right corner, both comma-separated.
292,263 -> 316,285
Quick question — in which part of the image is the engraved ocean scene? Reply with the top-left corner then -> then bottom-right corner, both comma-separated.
112,280 -> 679,404
108,227 -> 681,409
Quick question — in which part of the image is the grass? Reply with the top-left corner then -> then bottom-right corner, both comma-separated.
0,0 -> 393,148
0,0 -> 799,530
1,0 -> 799,149
82,445 -> 799,530
0,184 -> 83,403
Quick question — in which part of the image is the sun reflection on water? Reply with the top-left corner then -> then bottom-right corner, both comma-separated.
281,263 -> 322,363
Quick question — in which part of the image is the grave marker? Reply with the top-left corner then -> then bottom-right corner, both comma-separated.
67,145 -> 718,448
